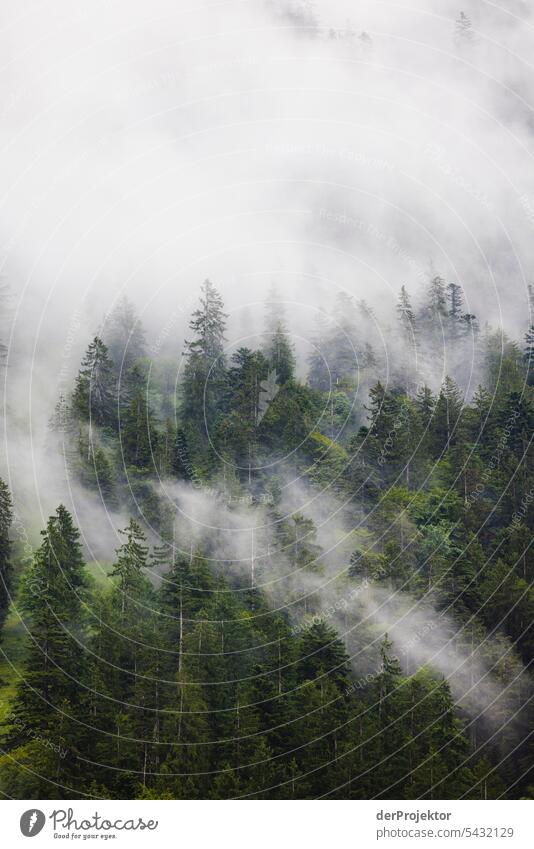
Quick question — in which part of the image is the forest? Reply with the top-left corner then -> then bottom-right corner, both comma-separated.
0,274 -> 532,800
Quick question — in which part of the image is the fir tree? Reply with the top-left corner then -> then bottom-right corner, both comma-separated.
397,285 -> 416,341
447,282 -> 463,320
172,427 -> 193,480
104,296 -> 146,373
110,519 -> 150,616
455,11 -> 474,46
423,275 -> 447,326
431,376 -> 464,453
120,374 -> 160,471
263,285 -> 295,384
181,280 -> 227,440
4,506 -> 87,793
72,337 -> 115,428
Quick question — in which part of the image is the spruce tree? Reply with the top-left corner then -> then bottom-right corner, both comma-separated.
263,285 -> 295,384
120,377 -> 160,471
72,336 -> 115,428
110,519 -> 150,616
397,285 -> 416,341
181,280 -> 227,440
4,506 -> 87,792
447,282 -> 464,334
431,376 -> 463,453
172,427 -> 193,480
104,296 -> 146,373
423,275 -> 447,326
455,11 -> 474,46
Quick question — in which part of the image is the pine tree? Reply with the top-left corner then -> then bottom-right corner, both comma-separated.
218,347 -> 269,474
48,393 -> 73,434
447,282 -> 463,322
455,11 -> 474,46
104,296 -> 146,373
4,506 -> 87,792
181,280 -> 227,440
72,337 -> 115,428
329,292 -> 359,385
397,285 -> 416,341
263,285 -> 295,384
110,519 -> 150,616
172,427 -> 193,480
431,376 -> 464,453
120,373 -> 160,471
308,311 -> 331,392
415,385 -> 435,427
423,275 -> 447,326
267,324 -> 295,385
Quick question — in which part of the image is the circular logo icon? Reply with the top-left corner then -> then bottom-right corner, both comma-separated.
20,810 -> 46,837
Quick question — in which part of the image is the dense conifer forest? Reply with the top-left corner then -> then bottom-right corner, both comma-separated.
0,277 -> 532,799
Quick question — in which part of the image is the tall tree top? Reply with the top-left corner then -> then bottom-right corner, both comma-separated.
185,280 -> 227,362
104,295 -> 146,370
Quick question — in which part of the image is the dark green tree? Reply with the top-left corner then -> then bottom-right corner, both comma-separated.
72,337 -> 115,427
181,280 -> 227,444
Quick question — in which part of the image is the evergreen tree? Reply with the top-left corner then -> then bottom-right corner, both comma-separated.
422,275 -> 447,326
120,374 -> 160,471
171,426 -> 193,480
447,282 -> 463,327
104,296 -> 146,373
72,337 -> 115,427
181,280 -> 227,441
110,519 -> 150,616
266,324 -> 296,385
3,507 -> 87,794
397,285 -> 416,341
431,376 -> 464,453
263,284 -> 295,384
455,11 -> 474,46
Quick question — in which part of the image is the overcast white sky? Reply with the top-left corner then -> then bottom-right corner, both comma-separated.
1,0 -> 534,430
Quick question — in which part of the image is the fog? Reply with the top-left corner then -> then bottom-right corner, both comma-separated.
0,0 -> 532,733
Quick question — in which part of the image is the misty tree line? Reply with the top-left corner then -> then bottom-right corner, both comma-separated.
0,273 -> 533,798
272,3 -> 475,52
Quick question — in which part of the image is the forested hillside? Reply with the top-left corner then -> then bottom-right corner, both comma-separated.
0,277 -> 533,799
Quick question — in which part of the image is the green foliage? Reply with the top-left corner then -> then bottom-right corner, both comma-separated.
5,282 -> 533,800
72,337 -> 115,428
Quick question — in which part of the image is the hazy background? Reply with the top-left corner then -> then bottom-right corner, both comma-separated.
1,0 -> 534,537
